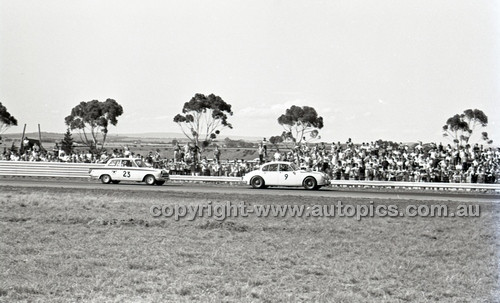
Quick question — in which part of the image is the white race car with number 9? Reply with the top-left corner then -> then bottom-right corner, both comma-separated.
243,161 -> 329,190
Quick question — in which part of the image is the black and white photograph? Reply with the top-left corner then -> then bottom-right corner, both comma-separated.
0,0 -> 499,302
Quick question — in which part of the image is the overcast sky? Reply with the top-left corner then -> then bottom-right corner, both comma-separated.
1,0 -> 498,144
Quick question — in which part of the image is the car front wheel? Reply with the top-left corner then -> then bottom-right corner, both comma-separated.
303,177 -> 317,190
145,175 -> 156,185
251,176 -> 265,189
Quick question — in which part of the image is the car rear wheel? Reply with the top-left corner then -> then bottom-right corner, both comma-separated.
155,180 -> 165,186
303,177 -> 317,190
251,176 -> 265,189
145,175 -> 156,185
101,174 -> 112,184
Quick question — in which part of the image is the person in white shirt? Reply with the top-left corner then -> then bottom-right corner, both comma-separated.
273,149 -> 282,161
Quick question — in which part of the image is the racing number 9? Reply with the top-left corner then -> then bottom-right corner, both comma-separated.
284,174 -> 288,180
123,171 -> 131,178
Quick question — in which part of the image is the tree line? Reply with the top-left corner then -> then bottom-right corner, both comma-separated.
0,97 -> 494,155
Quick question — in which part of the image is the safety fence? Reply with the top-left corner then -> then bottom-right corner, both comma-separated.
0,161 -> 102,178
0,161 -> 499,191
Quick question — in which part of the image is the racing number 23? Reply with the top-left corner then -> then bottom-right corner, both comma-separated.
123,171 -> 131,178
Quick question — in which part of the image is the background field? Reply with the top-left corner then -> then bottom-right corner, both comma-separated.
0,132 -> 261,161
0,186 -> 499,302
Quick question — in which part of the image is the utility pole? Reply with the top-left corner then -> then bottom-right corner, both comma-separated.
20,124 -> 26,153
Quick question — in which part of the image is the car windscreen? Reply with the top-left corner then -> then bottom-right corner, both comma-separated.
134,159 -> 147,167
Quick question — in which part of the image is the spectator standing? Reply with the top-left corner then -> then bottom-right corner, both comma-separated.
258,143 -> 265,164
273,149 -> 282,161
124,146 -> 130,157
184,143 -> 192,162
213,145 -> 221,164
173,142 -> 180,163
262,138 -> 268,158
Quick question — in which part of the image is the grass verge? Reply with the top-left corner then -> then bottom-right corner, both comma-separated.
0,186 -> 499,302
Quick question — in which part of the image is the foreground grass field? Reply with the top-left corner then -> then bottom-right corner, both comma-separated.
0,186 -> 498,302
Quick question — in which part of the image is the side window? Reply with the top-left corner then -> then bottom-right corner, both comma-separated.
280,164 -> 291,172
121,160 -> 132,167
263,164 -> 279,172
108,160 -> 119,166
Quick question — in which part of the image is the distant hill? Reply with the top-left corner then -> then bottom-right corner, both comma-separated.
1,131 -> 262,144
1,132 -> 64,141
113,132 -> 188,139
114,132 -> 261,141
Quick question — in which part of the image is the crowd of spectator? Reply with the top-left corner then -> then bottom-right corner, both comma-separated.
263,139 -> 499,184
1,138 -> 499,183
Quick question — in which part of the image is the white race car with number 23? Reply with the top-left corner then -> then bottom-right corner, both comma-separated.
89,158 -> 169,185
243,161 -> 329,190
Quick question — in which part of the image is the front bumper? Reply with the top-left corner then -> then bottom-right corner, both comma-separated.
160,171 -> 170,180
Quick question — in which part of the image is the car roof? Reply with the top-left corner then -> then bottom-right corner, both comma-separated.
262,161 -> 293,165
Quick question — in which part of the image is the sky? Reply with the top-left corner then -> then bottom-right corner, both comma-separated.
1,0 -> 499,144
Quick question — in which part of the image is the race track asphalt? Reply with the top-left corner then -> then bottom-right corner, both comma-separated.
0,178 -> 498,203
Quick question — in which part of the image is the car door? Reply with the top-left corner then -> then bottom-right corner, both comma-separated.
261,163 -> 279,185
118,159 -> 135,181
128,160 -> 145,181
106,159 -> 122,180
279,164 -> 301,186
